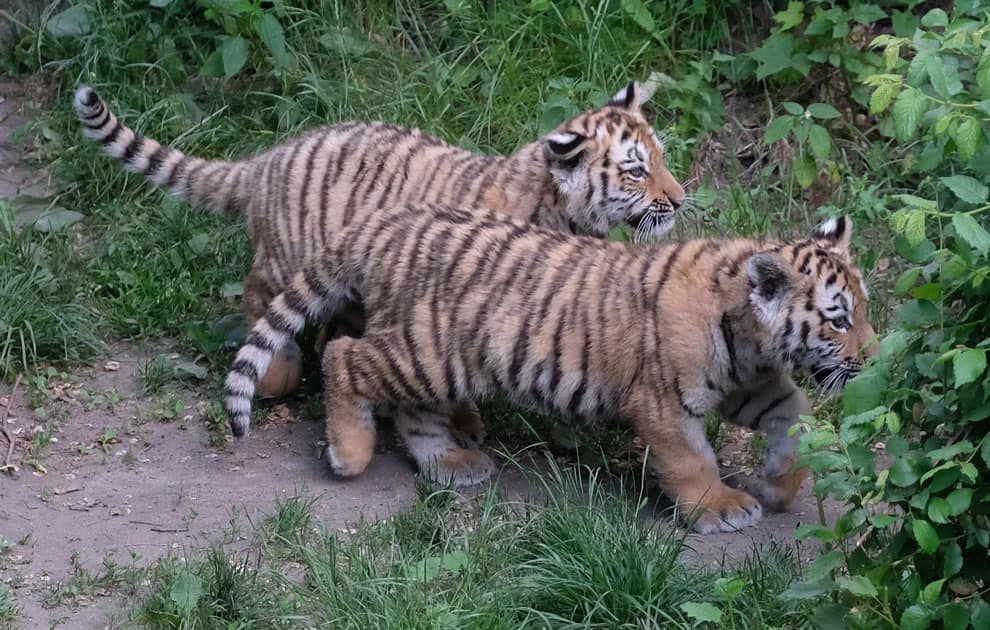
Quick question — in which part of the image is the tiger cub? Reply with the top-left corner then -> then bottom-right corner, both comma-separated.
73,81 -> 686,401
224,205 -> 877,533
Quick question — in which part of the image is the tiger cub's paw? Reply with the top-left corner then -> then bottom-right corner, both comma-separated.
256,341 -> 303,398
423,449 -> 496,488
756,467 -> 809,513
448,404 -> 487,448
687,486 -> 763,535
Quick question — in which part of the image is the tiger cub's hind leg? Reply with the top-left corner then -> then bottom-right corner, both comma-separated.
244,264 -> 303,398
394,407 -> 495,488
720,375 -> 811,512
320,336 -> 378,478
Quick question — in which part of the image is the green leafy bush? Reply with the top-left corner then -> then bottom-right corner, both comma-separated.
791,6 -> 990,628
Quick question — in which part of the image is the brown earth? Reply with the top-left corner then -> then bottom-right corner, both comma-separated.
0,84 -> 845,629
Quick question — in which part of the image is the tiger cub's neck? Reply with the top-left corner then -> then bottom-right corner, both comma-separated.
480,142 -> 571,233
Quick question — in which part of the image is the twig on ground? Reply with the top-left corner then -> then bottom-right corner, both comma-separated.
0,374 -> 22,472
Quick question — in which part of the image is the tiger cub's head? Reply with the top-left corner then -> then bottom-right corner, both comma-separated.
746,217 -> 878,393
542,81 -> 685,241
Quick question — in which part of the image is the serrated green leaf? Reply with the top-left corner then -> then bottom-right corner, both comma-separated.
907,50 -> 932,86
922,578 -> 945,606
893,89 -> 927,141
978,55 -> 990,98
680,602 -> 722,623
773,1 -> 805,30
913,519 -> 940,554
953,117 -> 983,162
869,83 -> 898,115
254,13 -> 288,68
942,603 -> 970,630
952,214 -> 990,257
942,175 -> 988,204
836,575 -> 878,597
809,125 -> 830,161
221,35 -> 250,78
905,210 -> 926,246
749,32 -> 798,79
953,349 -> 987,386
902,605 -> 933,630
807,103 -> 842,119
850,4 -> 886,25
765,115 -> 794,143
892,194 -> 937,212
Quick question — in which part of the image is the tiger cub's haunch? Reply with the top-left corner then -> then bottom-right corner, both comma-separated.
73,81 -> 685,399
224,205 -> 876,534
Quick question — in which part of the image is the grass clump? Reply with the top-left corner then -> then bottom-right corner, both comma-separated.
122,461 -> 810,629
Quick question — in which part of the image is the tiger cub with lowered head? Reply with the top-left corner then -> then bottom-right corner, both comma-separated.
73,81 -> 686,402
224,204 -> 877,533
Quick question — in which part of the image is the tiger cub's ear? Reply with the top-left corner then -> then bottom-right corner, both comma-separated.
542,131 -> 590,171
746,252 -> 793,323
813,216 -> 853,257
606,80 -> 659,111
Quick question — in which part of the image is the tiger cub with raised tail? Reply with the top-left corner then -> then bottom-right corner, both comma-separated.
224,205 -> 877,533
73,81 -> 685,402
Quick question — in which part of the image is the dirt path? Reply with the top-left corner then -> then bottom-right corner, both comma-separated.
0,85 -> 844,628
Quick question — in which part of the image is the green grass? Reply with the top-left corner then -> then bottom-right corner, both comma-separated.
116,461 -> 810,629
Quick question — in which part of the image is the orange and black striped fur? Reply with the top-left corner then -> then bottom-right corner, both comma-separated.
73,82 -> 686,403
224,207 -> 876,533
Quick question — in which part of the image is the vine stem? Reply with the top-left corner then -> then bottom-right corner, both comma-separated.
0,374 -> 23,472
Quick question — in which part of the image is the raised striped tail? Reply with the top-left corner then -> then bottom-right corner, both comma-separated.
224,265 -> 355,437
73,85 -> 246,214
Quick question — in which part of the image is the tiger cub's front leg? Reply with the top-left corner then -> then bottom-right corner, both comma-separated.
624,393 -> 762,534
719,375 -> 810,512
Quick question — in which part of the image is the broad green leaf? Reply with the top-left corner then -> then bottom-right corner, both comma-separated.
905,210 -> 926,247
174,361 -> 207,380
782,101 -> 804,115
913,519 -> 940,554
869,513 -> 898,528
254,13 -> 288,68
806,549 -> 843,580
221,35 -> 250,78
921,8 -> 948,27
773,1 -> 805,30
942,603 -> 970,630
946,488 -> 973,515
764,115 -> 794,143
972,599 -> 990,629
889,458 -> 919,487
187,233 -> 209,255
46,5 -> 91,37
907,51 -> 931,86
779,575 -> 834,600
169,571 -> 203,613
978,55 -> 990,98
892,194 -> 937,212
793,154 -> 816,188
749,32 -> 798,79
836,575 -> 878,597
894,267 -> 921,295
892,89 -> 927,141
943,542 -> 963,577
897,299 -> 939,328
620,0 -> 656,34
808,103 -> 842,119
927,55 -> 955,98
842,368 -> 887,415
982,437 -> 990,468
902,605 -> 933,630
33,208 -> 84,232
319,29 -> 377,57
850,4 -> 886,25
928,497 -> 951,523
942,175 -> 989,204
809,125 -> 830,161
953,117 -> 983,162
679,602 -> 722,623
927,440 -> 974,462
794,523 -> 836,542
951,214 -> 990,257
922,578 -> 945,606
150,0 -> 173,6
869,83 -> 898,114
953,348 -> 987,386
